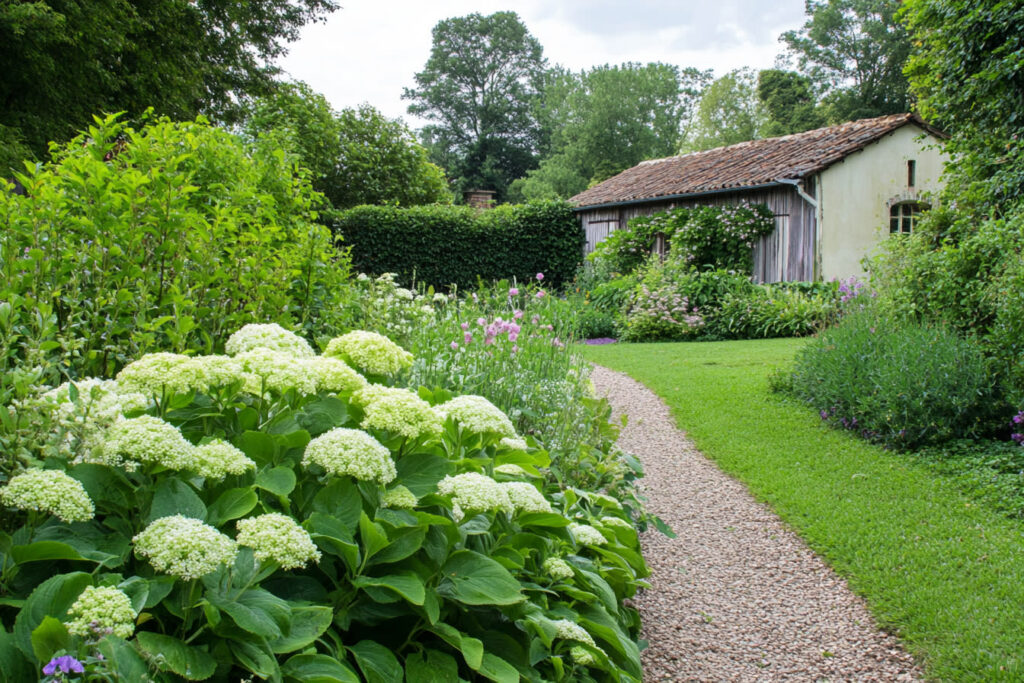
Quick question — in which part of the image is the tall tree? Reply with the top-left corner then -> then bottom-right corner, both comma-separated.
757,70 -> 825,137
780,0 -> 911,123
683,68 -> 765,152
513,63 -> 710,200
0,0 -> 337,174
403,11 -> 546,201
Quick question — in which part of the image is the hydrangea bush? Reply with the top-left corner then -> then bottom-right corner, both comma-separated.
0,326 -> 648,682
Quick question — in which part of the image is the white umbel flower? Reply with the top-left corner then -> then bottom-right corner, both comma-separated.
305,357 -> 367,394
236,348 -> 317,396
303,428 -> 396,484
542,557 -> 574,582
381,485 -> 418,509
0,469 -> 94,522
116,353 -> 206,396
225,323 -> 315,358
569,523 -> 607,546
66,586 -> 137,639
435,395 -> 516,437
236,513 -> 321,570
437,472 -> 513,519
102,416 -> 195,471
323,331 -> 413,376
191,440 -> 256,479
502,482 -> 552,514
133,515 -> 237,580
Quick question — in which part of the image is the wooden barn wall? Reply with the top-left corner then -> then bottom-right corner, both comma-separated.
577,186 -> 816,283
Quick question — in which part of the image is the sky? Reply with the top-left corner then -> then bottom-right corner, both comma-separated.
277,1 -> 808,129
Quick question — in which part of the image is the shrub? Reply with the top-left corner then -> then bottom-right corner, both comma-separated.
329,201 -> 584,290
0,327 -> 648,682
708,285 -> 838,340
574,308 -> 619,340
787,307 -> 995,448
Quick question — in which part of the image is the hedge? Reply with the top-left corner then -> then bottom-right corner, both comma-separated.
327,200 -> 584,290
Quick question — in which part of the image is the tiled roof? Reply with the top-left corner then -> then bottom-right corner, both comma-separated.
571,113 -> 942,209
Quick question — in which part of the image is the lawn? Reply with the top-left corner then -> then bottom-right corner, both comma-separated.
583,338 -> 1024,682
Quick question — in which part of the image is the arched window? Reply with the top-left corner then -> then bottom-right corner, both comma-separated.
889,202 -> 928,234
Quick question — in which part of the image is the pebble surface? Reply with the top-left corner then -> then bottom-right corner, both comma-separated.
590,365 -> 922,682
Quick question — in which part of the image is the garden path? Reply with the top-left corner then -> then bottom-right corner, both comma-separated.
590,365 -> 921,682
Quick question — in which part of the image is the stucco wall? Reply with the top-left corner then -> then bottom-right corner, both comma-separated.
818,124 -> 946,280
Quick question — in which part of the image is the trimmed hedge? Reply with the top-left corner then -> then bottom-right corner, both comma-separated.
327,200 -> 584,289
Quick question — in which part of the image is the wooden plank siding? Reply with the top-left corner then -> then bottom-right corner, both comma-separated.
577,184 -> 817,283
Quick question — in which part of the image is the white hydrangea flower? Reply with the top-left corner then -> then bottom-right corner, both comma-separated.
305,357 -> 367,394
116,353 -> 206,396
133,515 -> 237,580
0,469 -> 94,522
569,523 -> 607,547
435,395 -> 516,437
542,557 -> 574,582
381,485 -> 418,509
303,428 -> 396,484
498,437 -> 529,451
432,293 -> 448,304
191,440 -> 256,479
225,323 -> 315,358
102,416 -> 195,471
351,384 -> 406,407
600,516 -> 632,529
360,389 -> 443,440
37,379 -> 150,459
437,472 -> 513,518
493,463 -> 528,477
236,348 -> 317,396
66,586 -> 137,639
236,513 -> 321,570
323,331 -> 413,376
394,288 -> 415,300
571,645 -> 598,666
502,482 -> 552,514
189,355 -> 246,391
553,619 -> 596,646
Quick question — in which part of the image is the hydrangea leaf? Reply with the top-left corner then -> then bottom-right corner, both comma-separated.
437,550 -> 524,606
280,653 -> 360,683
269,606 -> 333,654
349,640 -> 403,683
29,616 -> 68,665
404,649 -> 459,683
147,478 -> 206,524
136,632 -> 217,680
13,571 -> 91,661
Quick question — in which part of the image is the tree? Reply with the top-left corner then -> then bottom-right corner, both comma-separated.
757,70 -> 826,137
901,0 -> 1024,213
0,0 -> 337,174
403,11 -> 546,201
683,68 -> 765,152
512,63 -> 710,200
780,0 -> 911,123
244,84 -> 451,209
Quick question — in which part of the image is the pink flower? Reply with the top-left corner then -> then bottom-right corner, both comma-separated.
508,332 -> 519,342
513,309 -> 523,320
464,332 -> 473,344
450,341 -> 459,350
509,288 -> 519,296
531,315 -> 540,324
460,322 -> 469,331
536,272 -> 544,281
477,317 -> 486,327
536,290 -> 546,299
511,345 -> 519,353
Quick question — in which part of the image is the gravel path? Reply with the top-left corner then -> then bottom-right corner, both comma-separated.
590,365 -> 922,682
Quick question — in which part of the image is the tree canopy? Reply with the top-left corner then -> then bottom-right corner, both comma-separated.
683,68 -> 765,152
757,70 -> 826,137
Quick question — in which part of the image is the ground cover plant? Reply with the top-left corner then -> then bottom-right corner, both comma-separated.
583,338 -> 1024,680
0,323 -> 648,682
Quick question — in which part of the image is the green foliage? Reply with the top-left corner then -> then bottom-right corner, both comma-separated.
757,70 -> 826,137
404,12 -> 546,202
780,0 -> 911,123
0,113 -> 350,393
329,201 -> 583,290
683,68 -> 766,152
709,285 -> 838,340
787,306 -> 995,448
0,0 -> 338,174
669,204 -> 776,273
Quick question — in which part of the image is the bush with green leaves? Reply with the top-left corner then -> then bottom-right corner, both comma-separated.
786,306 -> 995,449
0,324 -> 648,682
708,285 -> 839,340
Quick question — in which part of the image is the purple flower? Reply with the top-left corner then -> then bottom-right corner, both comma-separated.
450,341 -> 459,350
463,332 -> 473,344
536,290 -> 546,299
536,272 -> 544,281
508,332 -> 519,342
43,656 -> 85,676
460,322 -> 469,331
820,410 -> 829,420
513,309 -> 523,320
1013,433 -> 1024,445
1013,411 -> 1024,425
584,337 -> 617,345
477,317 -> 486,326
509,287 -> 519,296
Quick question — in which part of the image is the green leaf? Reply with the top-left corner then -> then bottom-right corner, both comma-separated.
358,511 -> 389,562
404,649 -> 459,683
0,627 -> 33,683
349,640 -> 403,683
255,466 -> 297,496
479,653 -> 520,683
395,453 -> 451,496
281,654 -> 360,682
428,623 -> 483,671
297,397 -> 349,435
207,487 -> 259,526
438,550 -> 524,606
136,632 -> 217,680
270,606 -> 333,654
516,512 -> 571,527
68,464 -> 133,508
210,589 -> 289,639
231,637 -> 281,679
13,572 -> 91,661
312,478 -> 362,528
351,571 -> 425,605
368,526 -> 426,567
148,477 -> 206,523
11,541 -> 116,566
95,635 -> 149,682
29,617 -> 68,665
236,431 -> 277,464
307,512 -> 360,573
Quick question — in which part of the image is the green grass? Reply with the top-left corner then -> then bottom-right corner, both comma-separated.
582,338 -> 1024,682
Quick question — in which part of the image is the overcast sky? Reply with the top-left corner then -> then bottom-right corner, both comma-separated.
277,1 -> 808,128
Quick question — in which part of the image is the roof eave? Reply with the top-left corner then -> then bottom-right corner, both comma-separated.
571,181 -> 789,212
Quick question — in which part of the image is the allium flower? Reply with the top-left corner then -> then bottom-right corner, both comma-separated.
437,472 -> 513,520
43,656 -> 84,676
225,323 -> 315,358
509,287 -> 519,296
236,513 -> 321,570
102,416 -> 195,471
460,322 -> 469,331
133,515 -> 237,580
600,516 -> 632,529
236,348 -> 317,396
569,523 -> 607,546
323,331 -> 413,376
503,482 -> 552,514
536,290 -> 546,299
0,469 -> 94,522
382,485 -> 418,509
435,395 -> 516,437
66,586 -> 137,639
305,357 -> 367,394
542,557 -> 574,582
450,341 -> 459,350
536,272 -> 544,281
553,619 -> 595,646
303,428 -> 396,484
360,390 -> 443,440
191,440 -> 256,479
116,352 -> 206,396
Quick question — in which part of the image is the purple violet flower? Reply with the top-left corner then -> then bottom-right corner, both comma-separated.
43,656 -> 85,676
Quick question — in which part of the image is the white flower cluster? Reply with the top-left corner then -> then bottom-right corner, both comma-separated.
305,357 -> 367,394
437,472 -> 513,521
102,416 -> 195,471
225,323 -> 315,358
324,331 -> 413,376
553,619 -> 596,647
116,353 -> 207,396
502,482 -> 552,514
493,463 -> 528,477
542,557 -> 575,582
303,428 -> 396,484
236,513 -> 321,570
571,645 -> 597,666
66,586 -> 137,639
36,379 -> 149,459
358,388 -> 442,440
435,395 -> 516,437
569,523 -> 607,547
498,437 -> 529,451
191,355 -> 245,390
236,348 -> 317,396
133,515 -> 237,580
600,516 -> 632,529
0,469 -> 94,522
381,485 -> 418,509
193,440 -> 256,479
